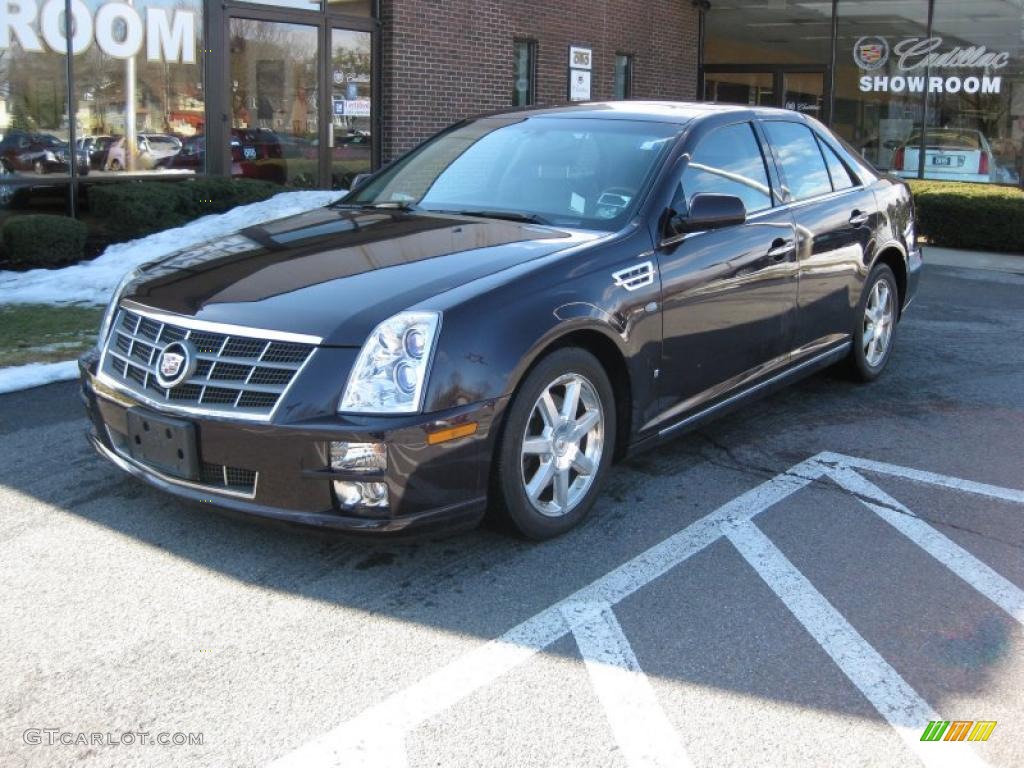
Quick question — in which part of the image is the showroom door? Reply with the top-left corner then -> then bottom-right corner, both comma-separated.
781,71 -> 825,120
227,16 -> 321,188
703,68 -> 829,121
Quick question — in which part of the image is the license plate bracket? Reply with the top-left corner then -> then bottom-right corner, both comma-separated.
126,409 -> 198,480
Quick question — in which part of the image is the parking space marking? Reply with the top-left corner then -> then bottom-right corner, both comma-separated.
725,519 -> 990,768
818,452 -> 1024,506
831,466 -> 1024,626
562,601 -> 693,768
268,460 -> 819,767
268,453 -> 1024,768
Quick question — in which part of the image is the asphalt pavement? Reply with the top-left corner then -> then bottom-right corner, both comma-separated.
2,262 -> 1023,768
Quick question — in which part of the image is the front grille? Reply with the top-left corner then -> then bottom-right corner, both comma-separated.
100,307 -> 316,417
200,462 -> 258,494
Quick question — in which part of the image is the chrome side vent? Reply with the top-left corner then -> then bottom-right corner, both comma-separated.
612,261 -> 655,291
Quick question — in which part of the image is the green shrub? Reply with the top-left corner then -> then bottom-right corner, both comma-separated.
176,178 -> 282,219
2,215 -> 88,267
88,178 -> 283,242
908,180 -> 1024,254
88,182 -> 191,241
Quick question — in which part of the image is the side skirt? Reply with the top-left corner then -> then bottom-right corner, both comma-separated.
626,342 -> 852,457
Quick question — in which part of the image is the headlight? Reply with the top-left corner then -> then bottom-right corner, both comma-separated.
97,268 -> 141,347
339,311 -> 441,414
44,150 -> 58,162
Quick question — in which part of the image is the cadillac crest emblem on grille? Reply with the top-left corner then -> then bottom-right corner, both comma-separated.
155,340 -> 197,389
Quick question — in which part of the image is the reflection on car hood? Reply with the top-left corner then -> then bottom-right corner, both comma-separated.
124,206 -> 603,346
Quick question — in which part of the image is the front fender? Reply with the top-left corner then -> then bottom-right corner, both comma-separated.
421,230 -> 662,441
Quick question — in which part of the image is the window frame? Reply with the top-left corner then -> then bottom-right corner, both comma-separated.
678,119 -> 777,216
814,132 -> 858,192
614,53 -> 634,100
761,119 -> 839,204
513,39 -> 539,107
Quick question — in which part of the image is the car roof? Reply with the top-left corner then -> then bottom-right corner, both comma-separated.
470,100 -> 804,125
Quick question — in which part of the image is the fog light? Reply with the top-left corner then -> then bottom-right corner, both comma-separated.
333,481 -> 389,511
329,441 -> 387,472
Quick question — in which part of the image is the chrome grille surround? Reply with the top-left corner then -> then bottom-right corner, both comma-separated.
97,302 -> 322,422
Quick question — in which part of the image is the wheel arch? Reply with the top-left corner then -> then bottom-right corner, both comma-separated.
871,244 -> 909,318
506,323 -> 634,462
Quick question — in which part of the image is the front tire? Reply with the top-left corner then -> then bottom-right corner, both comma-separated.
495,348 -> 616,540
849,263 -> 899,381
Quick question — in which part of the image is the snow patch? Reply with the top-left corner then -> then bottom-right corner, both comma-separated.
0,189 -> 343,307
0,360 -> 80,395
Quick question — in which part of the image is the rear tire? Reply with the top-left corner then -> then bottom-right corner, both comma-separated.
494,347 -> 616,540
848,263 -> 899,382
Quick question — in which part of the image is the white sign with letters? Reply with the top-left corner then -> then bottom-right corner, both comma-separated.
854,36 -> 1011,95
569,46 -> 592,71
569,69 -> 591,102
0,0 -> 196,64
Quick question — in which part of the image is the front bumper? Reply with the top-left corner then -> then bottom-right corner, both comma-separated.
79,352 -> 506,536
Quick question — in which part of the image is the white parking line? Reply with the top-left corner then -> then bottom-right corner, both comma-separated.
724,519 -> 990,768
267,459 -> 822,767
818,452 -> 1024,505
831,466 -> 1024,626
268,453 -> 1023,767
562,601 -> 693,768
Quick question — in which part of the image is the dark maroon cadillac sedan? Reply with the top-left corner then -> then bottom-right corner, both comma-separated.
80,102 -> 921,539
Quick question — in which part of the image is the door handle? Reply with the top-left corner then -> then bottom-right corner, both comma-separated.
849,210 -> 871,227
767,238 -> 795,261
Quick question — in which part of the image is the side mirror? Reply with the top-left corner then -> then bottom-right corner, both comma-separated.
350,172 -> 373,190
666,193 -> 747,239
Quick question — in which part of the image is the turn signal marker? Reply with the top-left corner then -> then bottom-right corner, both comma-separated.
426,422 -> 478,445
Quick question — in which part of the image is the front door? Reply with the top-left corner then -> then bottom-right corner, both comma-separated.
228,17 -> 321,187
655,120 -> 798,427
224,13 -> 376,190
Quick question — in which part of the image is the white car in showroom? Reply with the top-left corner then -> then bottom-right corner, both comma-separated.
890,128 -> 1013,184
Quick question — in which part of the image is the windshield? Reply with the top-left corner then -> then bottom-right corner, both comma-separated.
345,117 -> 682,228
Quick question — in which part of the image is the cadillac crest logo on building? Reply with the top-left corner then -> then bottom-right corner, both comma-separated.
854,36 -> 890,70
155,341 -> 197,389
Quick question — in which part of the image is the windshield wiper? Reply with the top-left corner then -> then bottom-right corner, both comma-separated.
435,209 -> 550,225
331,201 -> 421,212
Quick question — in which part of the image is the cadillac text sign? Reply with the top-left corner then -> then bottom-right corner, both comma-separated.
0,0 -> 196,64
855,36 -> 1009,95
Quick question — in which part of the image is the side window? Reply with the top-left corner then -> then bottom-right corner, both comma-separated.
763,122 -> 832,201
681,122 -> 772,214
817,136 -> 857,191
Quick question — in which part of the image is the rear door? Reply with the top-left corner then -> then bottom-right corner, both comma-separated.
655,120 -> 799,424
761,120 -> 876,357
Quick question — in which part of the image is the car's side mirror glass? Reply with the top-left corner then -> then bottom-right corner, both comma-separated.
350,172 -> 372,190
666,193 -> 747,240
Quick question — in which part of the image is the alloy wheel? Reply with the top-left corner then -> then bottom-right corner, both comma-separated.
520,372 -> 605,518
863,279 -> 895,367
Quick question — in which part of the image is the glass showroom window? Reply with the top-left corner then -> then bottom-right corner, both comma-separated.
924,1 -> 1023,185
834,0 -> 930,174
0,0 -> 71,180
513,40 -> 537,107
70,1 -> 205,176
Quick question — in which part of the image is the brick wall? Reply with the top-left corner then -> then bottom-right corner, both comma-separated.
379,0 -> 701,161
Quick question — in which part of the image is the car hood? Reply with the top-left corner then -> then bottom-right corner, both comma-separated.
124,206 -> 603,346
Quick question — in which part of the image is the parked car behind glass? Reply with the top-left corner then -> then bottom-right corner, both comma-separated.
891,128 -> 1014,184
